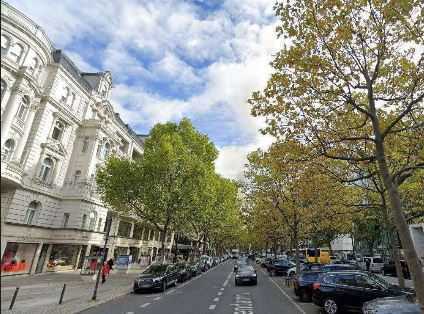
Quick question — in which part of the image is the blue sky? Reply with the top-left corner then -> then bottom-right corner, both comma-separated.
9,0 -> 279,179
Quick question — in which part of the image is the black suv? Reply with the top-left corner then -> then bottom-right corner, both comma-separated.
133,264 -> 179,292
312,271 -> 414,314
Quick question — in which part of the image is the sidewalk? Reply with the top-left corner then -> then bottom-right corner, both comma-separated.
1,268 -> 144,314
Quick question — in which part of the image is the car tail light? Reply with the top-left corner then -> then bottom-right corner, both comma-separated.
312,282 -> 320,290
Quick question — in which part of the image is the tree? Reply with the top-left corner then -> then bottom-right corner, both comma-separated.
97,118 -> 217,261
250,0 -> 424,305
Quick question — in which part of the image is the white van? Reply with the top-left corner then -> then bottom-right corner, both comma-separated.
359,256 -> 384,273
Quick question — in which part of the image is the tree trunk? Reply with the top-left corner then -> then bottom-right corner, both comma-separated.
202,234 -> 207,255
174,233 -> 179,263
160,228 -> 167,263
294,229 -> 300,275
391,233 -> 405,288
370,114 -> 424,308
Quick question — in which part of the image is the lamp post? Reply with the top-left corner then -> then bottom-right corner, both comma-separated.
91,215 -> 112,301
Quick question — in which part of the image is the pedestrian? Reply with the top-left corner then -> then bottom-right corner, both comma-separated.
365,258 -> 371,272
107,258 -> 114,271
101,262 -> 110,284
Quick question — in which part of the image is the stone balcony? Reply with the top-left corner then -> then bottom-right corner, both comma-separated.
0,160 -> 23,187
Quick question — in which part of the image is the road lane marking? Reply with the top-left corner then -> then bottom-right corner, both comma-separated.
153,296 -> 161,301
209,304 -> 216,310
165,289 -> 176,295
220,288 -> 225,291
218,292 -> 223,296
213,297 -> 219,302
260,269 -> 306,314
140,303 -> 151,308
231,292 -> 254,314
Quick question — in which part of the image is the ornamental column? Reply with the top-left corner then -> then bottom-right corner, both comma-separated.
0,87 -> 26,147
14,101 -> 39,163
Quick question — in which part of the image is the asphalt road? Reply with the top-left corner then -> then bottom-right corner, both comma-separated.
81,260 -> 320,314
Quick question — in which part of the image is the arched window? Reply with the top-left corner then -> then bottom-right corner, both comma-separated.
9,43 -> 24,63
74,170 -> 81,184
29,57 -> 39,75
81,214 -> 88,229
1,34 -> 10,54
38,157 -> 54,182
2,139 -> 15,161
1,79 -> 7,102
88,211 -> 97,231
24,201 -> 41,225
51,120 -> 65,140
16,96 -> 29,121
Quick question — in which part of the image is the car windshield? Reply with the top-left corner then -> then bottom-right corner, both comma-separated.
370,273 -> 390,289
143,264 -> 168,275
239,265 -> 254,273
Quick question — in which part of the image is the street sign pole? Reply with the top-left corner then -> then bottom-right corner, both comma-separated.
92,215 -> 112,301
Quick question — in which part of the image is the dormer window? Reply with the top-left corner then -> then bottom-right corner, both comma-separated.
51,120 -> 65,141
9,43 -> 24,63
1,34 -> 10,55
29,57 -> 39,75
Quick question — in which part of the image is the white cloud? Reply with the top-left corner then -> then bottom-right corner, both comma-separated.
8,0 -> 281,179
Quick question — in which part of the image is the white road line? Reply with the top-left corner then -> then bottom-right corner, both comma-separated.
220,287 -> 225,291
153,296 -> 161,301
223,280 -> 229,287
126,312 -> 134,314
209,304 -> 216,310
140,303 -> 151,308
213,297 -> 219,302
262,269 -> 306,314
165,289 -> 176,295
217,292 -> 222,296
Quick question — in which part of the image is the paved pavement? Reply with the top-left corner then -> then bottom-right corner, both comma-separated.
1,269 -> 142,314
82,260 -> 320,314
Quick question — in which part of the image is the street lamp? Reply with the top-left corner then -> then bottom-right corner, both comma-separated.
91,214 -> 112,301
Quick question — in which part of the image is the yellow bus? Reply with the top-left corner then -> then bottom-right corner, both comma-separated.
305,248 -> 330,264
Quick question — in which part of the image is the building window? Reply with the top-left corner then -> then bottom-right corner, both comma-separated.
29,57 -> 39,75
117,221 -> 132,238
74,170 -> 81,184
51,120 -> 65,141
16,96 -> 29,121
61,87 -> 70,103
24,201 -> 40,225
97,218 -> 103,232
1,79 -> 7,102
9,43 -> 24,63
2,139 -> 15,162
38,157 -> 54,182
69,93 -> 76,107
88,211 -> 97,231
82,136 -> 89,153
1,34 -> 11,55
81,214 -> 87,230
63,213 -> 70,228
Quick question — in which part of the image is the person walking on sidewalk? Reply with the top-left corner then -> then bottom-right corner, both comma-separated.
107,258 -> 114,271
101,262 -> 110,284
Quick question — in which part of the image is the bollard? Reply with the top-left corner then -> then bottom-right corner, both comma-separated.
58,284 -> 67,305
9,287 -> 19,310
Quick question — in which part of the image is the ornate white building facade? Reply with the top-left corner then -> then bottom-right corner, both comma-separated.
1,0 -> 172,276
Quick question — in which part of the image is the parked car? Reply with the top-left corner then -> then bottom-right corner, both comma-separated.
312,271 -> 414,314
294,271 -> 321,302
235,265 -> 257,286
362,295 -> 420,314
176,262 -> 192,283
262,257 -> 274,269
382,260 -> 411,279
268,259 -> 295,276
359,256 -> 385,273
320,263 -> 360,272
133,264 -> 179,292
200,255 -> 212,269
187,261 -> 202,277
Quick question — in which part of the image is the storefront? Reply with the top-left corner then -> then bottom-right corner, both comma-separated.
129,247 -> 139,263
1,242 -> 39,275
114,246 -> 128,258
47,244 -> 80,272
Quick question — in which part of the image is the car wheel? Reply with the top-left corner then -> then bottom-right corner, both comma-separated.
161,280 -> 167,292
299,290 -> 309,302
323,298 -> 339,314
289,271 -> 295,277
